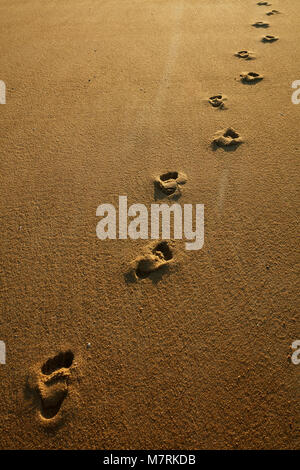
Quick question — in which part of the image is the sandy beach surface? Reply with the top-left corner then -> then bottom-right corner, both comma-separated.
0,0 -> 299,449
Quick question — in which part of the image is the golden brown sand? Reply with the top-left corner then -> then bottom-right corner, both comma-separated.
0,0 -> 299,449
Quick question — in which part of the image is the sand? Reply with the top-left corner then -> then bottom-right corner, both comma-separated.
0,0 -> 299,450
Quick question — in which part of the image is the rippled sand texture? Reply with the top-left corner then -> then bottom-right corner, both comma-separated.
0,0 -> 299,449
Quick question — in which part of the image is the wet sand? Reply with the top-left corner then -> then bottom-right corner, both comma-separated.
0,0 -> 299,449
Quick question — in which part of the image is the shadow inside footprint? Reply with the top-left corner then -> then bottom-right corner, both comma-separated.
257,1 -> 271,5
235,50 -> 255,60
252,21 -> 269,28
153,241 -> 173,261
240,71 -> 264,84
266,10 -> 280,16
262,35 -> 279,43
41,351 -> 74,375
130,241 -> 173,282
208,94 -> 227,109
154,171 -> 187,200
212,127 -> 243,150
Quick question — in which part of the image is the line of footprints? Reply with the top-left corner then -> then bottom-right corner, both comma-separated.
28,178 -> 183,424
130,1 -> 283,281
209,0 -> 281,133
128,171 -> 187,281
26,2 -> 284,424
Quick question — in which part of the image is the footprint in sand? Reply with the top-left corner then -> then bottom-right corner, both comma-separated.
154,171 -> 187,199
240,71 -> 264,84
208,94 -> 227,109
257,1 -> 271,5
252,21 -> 270,28
28,350 -> 74,421
262,34 -> 279,42
235,50 -> 255,60
212,128 -> 243,148
131,241 -> 173,280
266,10 -> 280,16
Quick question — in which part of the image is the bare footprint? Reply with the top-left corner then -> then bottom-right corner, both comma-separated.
240,71 -> 264,84
41,350 -> 74,375
212,128 -> 243,148
235,50 -> 255,60
252,21 -> 269,28
131,241 -> 174,280
27,350 -> 74,422
266,10 -> 280,16
208,94 -> 227,109
262,34 -> 279,42
154,171 -> 187,199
